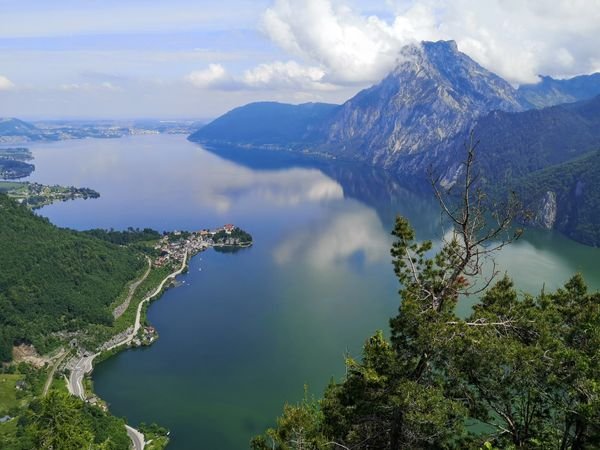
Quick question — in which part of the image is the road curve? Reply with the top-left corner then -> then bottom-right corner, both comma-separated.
126,425 -> 145,450
67,353 -> 96,400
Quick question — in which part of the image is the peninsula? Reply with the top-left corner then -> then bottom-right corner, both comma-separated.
0,147 -> 34,179
0,181 -> 100,208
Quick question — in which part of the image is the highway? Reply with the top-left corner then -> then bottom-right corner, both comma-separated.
67,353 -> 96,400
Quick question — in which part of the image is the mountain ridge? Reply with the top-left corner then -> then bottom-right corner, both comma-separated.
518,73 -> 600,108
190,41 -> 600,175
317,40 -> 525,168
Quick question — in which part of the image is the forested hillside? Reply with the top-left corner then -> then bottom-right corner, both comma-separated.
189,101 -> 337,146
0,194 -> 145,361
514,151 -> 600,246
436,95 -> 600,245
443,95 -> 600,186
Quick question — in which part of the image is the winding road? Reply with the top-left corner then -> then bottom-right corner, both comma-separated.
114,256 -> 152,319
126,425 -> 146,450
67,251 -> 189,450
67,353 -> 96,400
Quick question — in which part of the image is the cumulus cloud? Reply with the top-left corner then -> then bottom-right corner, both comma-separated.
262,0 -> 600,86
187,61 -> 338,91
263,1 -> 407,84
186,63 -> 232,89
242,61 -> 336,90
0,75 -> 15,90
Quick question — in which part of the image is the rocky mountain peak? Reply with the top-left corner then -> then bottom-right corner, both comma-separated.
320,40 -> 525,166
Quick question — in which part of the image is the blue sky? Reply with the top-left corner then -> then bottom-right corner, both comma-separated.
1,0 -> 599,119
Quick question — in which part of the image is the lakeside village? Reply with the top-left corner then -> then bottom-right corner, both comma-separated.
127,224 -> 253,346
152,223 -> 253,268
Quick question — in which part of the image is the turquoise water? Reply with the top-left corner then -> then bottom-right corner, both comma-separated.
28,135 -> 600,449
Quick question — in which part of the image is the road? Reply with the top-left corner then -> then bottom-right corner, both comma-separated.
114,256 -> 152,319
67,353 -> 96,400
108,250 -> 188,350
126,425 -> 145,450
42,349 -> 68,396
67,251 -> 188,449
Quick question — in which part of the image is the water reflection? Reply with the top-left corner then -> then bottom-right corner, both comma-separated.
274,203 -> 392,268
200,144 -> 441,239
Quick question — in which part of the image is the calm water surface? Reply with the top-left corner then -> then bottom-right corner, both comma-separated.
27,135 -> 600,450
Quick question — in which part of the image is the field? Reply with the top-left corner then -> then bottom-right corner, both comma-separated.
0,374 -> 28,414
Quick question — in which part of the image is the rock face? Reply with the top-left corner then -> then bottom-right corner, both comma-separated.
534,191 -> 558,229
318,40 -> 525,168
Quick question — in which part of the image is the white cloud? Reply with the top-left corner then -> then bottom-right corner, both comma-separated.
262,0 -> 433,84
262,0 -> 600,85
59,81 -> 120,91
242,61 -> 336,90
0,75 -> 15,90
187,61 -> 338,91
186,64 -> 231,89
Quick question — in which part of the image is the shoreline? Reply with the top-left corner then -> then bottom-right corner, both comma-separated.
65,234 -> 253,449
67,250 -> 191,450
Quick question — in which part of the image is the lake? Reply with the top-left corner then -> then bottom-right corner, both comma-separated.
27,134 -> 600,449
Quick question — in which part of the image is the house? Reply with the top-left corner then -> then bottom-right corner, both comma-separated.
0,416 -> 12,424
223,224 -> 235,234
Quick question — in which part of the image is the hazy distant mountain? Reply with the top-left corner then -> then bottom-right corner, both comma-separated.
318,40 -> 525,167
189,102 -> 338,147
0,118 -> 46,142
518,73 -> 600,108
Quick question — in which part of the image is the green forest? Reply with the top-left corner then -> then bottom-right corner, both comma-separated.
83,227 -> 162,246
0,193 -> 145,361
2,390 -> 131,450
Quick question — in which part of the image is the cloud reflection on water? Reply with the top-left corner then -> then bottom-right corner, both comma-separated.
274,203 -> 392,269
193,167 -> 344,213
